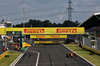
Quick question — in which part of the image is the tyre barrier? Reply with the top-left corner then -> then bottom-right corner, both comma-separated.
81,44 -> 100,55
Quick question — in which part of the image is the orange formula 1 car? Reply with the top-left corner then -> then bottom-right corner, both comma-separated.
66,52 -> 77,58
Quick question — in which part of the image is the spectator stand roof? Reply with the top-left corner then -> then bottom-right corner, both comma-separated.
78,12 -> 100,30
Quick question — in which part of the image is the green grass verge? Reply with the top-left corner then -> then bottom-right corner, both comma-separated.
65,44 -> 100,66
0,51 -> 20,66
21,47 -> 27,50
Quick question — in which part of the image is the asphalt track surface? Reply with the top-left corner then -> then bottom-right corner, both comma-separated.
15,45 -> 93,66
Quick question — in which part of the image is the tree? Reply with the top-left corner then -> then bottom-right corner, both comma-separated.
14,19 -> 80,27
63,20 -> 78,27
42,20 -> 52,27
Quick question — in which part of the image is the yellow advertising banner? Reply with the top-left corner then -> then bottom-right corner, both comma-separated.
0,27 -> 84,35
0,28 -> 6,35
34,41 -> 55,44
30,35 -> 67,38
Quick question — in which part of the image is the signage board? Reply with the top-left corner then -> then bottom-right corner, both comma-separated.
6,27 -> 84,35
30,35 -> 67,38
0,27 -> 84,35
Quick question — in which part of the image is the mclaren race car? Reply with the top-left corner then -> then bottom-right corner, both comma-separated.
66,52 -> 77,58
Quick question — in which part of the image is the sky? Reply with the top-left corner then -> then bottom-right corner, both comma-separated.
0,0 -> 100,25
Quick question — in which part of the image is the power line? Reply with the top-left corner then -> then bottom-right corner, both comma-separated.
11,11 -> 66,21
0,4 -> 99,17
73,5 -> 100,6
73,11 -> 100,13
0,4 -> 100,16
11,10 -> 100,22
0,6 -> 64,16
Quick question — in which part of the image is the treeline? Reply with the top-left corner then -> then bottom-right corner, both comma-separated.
14,19 -> 80,27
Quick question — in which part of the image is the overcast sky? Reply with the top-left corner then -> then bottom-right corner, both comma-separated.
0,0 -> 100,25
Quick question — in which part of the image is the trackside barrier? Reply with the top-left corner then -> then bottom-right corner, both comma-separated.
0,51 -> 8,60
81,44 -> 100,55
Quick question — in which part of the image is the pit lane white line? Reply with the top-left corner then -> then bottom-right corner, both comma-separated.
63,45 -> 95,66
27,50 -> 40,66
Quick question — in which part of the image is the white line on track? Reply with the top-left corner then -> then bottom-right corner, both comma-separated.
10,46 -> 29,66
27,50 -> 40,66
63,45 -> 95,66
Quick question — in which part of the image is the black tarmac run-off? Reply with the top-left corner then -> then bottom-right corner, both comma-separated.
15,45 -> 93,66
